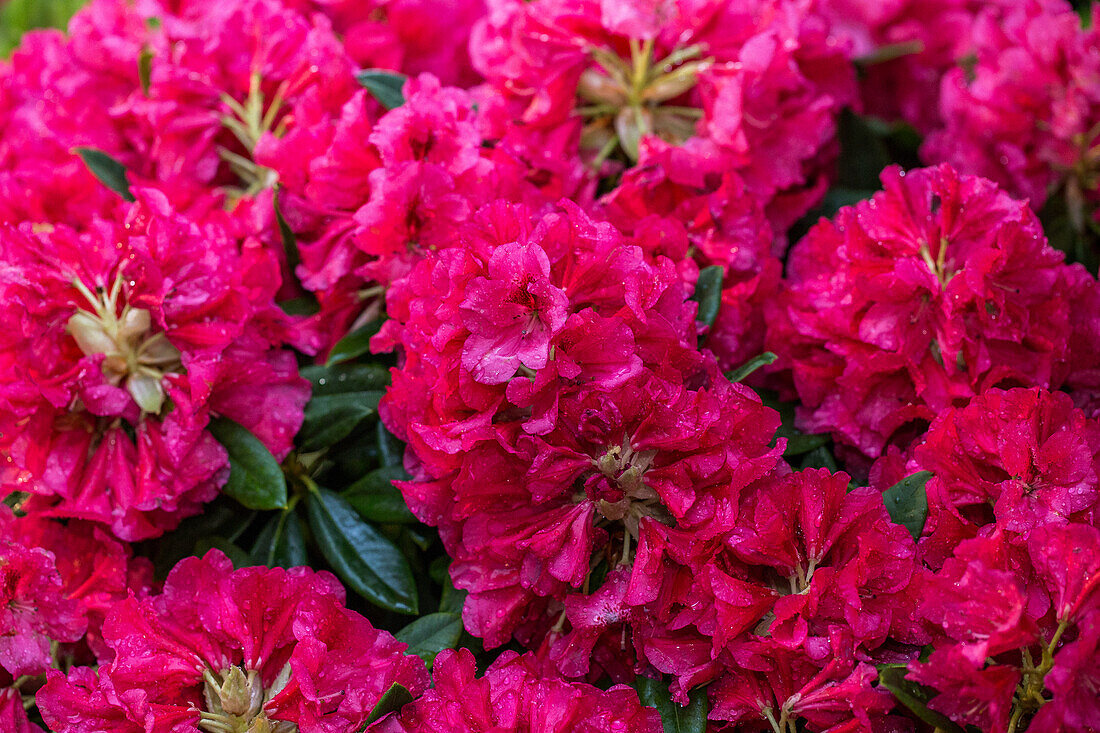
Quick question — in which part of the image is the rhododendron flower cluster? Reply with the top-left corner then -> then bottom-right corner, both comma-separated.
471,0 -> 858,228
923,1 -> 1100,217
2,0 -> 1100,731
770,163 -> 1091,460
0,188 -> 308,540
38,550 -> 429,732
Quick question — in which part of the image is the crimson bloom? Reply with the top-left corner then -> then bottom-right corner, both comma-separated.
0,189 -> 308,540
380,648 -> 661,733
769,164 -> 1088,459
38,550 -> 428,733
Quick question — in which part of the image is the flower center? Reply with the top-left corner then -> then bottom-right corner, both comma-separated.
918,236 -> 954,288
67,272 -> 182,415
584,436 -> 673,567
577,39 -> 711,164
220,71 -> 286,198
199,664 -> 296,733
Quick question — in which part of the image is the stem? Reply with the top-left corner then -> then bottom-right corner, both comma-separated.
1006,705 -> 1024,733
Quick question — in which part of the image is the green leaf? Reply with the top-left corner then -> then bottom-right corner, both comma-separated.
326,318 -> 385,366
799,444 -> 838,472
690,265 -> 724,329
343,466 -> 416,524
306,488 -> 418,614
376,422 -> 404,468
273,187 -> 303,280
780,430 -> 830,457
395,612 -> 463,666
632,676 -> 708,733
882,471 -> 932,540
298,363 -> 390,450
725,351 -> 777,383
362,683 -> 414,727
208,417 -> 288,510
301,363 -> 391,395
74,147 -> 135,202
193,537 -> 253,569
297,391 -> 383,452
837,108 -> 893,190
277,296 -> 320,316
877,665 -> 964,733
251,510 -> 308,568
356,70 -> 408,110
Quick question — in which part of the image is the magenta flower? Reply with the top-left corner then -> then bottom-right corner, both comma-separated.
460,241 -> 570,383
769,164 -> 1087,459
0,189 -> 308,540
377,200 -> 787,688
923,0 -> 1100,214
911,521 -> 1100,731
905,387 -> 1100,534
380,648 -> 661,733
0,512 -> 85,679
470,0 -> 856,225
38,550 -> 429,733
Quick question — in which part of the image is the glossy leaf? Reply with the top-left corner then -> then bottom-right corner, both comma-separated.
343,466 -> 416,524
362,683 -> 414,727
74,147 -> 135,202
882,471 -> 932,540
632,676 -> 708,733
356,70 -> 407,110
690,265 -> 724,329
251,510 -> 308,569
298,393 -> 381,451
208,417 -> 288,510
395,612 -> 463,666
302,363 -> 391,395
326,318 -> 386,366
306,488 -> 418,614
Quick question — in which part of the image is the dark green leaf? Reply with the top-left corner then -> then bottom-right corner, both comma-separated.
306,488 -> 418,614
208,417 -> 288,510
1039,184 -> 1099,275
632,676 -> 708,733
273,187 -> 303,279
343,466 -> 416,524
193,537 -> 253,569
297,391 -> 383,451
326,318 -> 385,366
690,265 -> 724,329
395,612 -> 463,666
356,70 -> 408,110
301,363 -> 391,396
362,683 -> 414,727
251,510 -> 308,568
725,352 -> 777,383
799,444 -> 838,472
837,108 -> 893,190
781,431 -> 830,456
74,147 -> 135,202
376,421 -> 404,468
878,665 -> 964,732
882,471 -> 932,540
277,296 -> 320,316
